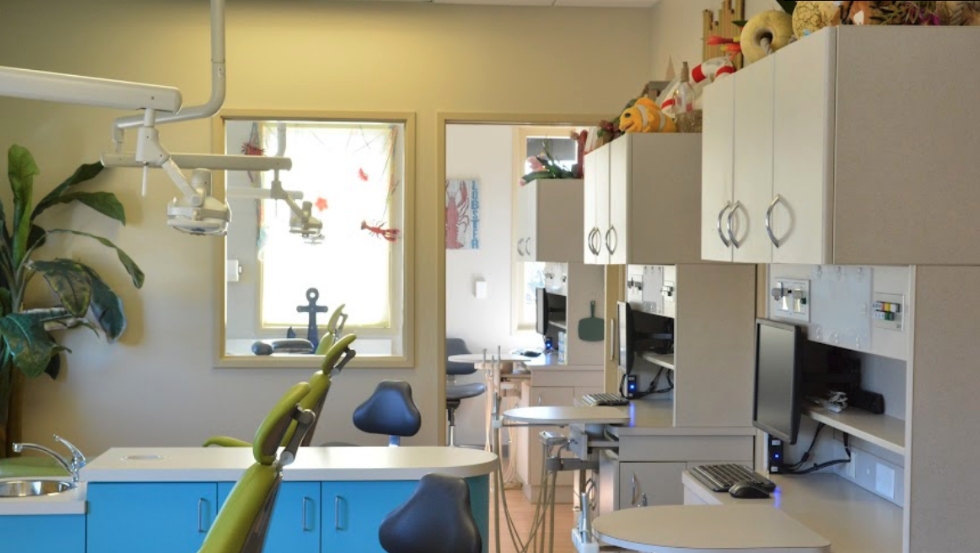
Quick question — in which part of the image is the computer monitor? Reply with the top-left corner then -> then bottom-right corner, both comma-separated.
753,319 -> 803,445
617,301 -> 635,374
535,287 -> 549,336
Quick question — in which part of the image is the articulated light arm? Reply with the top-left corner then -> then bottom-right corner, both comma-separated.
0,66 -> 182,112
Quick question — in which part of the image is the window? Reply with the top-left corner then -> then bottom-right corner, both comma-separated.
221,116 -> 412,365
511,126 -> 579,332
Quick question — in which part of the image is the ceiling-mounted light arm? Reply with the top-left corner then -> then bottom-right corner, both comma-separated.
102,153 -> 291,172
111,0 -> 226,148
0,66 -> 182,112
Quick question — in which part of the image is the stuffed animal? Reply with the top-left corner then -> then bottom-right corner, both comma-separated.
940,1 -> 980,24
819,1 -> 880,26
618,97 -> 677,134
740,10 -> 794,64
793,1 -> 828,38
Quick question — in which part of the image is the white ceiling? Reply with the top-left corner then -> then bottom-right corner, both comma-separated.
344,0 -> 662,7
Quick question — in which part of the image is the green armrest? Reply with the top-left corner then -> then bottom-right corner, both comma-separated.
0,458 -> 70,478
203,436 -> 252,448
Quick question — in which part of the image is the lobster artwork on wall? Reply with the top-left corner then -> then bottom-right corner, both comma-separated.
445,179 -> 480,250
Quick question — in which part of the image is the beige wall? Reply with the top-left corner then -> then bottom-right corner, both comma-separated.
649,0 -> 780,79
0,0 -> 653,454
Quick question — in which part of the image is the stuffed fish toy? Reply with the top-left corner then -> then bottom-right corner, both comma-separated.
618,97 -> 677,134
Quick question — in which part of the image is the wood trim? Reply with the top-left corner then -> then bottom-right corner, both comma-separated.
211,110 -> 417,369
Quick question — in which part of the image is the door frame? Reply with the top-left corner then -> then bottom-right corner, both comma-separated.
435,112 -> 607,444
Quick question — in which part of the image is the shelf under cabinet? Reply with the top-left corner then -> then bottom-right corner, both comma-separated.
802,406 -> 905,455
640,352 -> 675,371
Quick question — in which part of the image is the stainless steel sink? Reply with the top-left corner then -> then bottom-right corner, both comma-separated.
0,479 -> 75,498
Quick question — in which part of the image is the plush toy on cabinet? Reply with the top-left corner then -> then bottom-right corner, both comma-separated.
618,97 -> 677,134
739,9 -> 795,63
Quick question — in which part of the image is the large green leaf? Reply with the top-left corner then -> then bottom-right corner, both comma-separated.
31,162 -> 104,222
0,289 -> 10,317
8,145 -> 38,268
0,311 -> 68,378
47,230 -> 144,289
78,264 -> 126,342
31,259 -> 93,317
33,191 -> 125,225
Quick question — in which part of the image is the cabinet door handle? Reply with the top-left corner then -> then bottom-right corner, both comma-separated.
727,201 -> 742,249
524,237 -> 532,256
587,228 -> 597,255
517,238 -> 525,256
765,194 -> 782,248
609,226 -> 619,254
335,496 -> 344,530
604,228 -> 613,254
716,201 -> 732,247
302,497 -> 314,532
197,498 -> 207,533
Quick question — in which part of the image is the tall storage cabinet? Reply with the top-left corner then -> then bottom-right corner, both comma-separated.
585,134 -> 702,266
702,26 -> 980,265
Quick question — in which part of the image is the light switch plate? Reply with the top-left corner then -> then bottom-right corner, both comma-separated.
872,292 -> 904,331
770,278 -> 810,322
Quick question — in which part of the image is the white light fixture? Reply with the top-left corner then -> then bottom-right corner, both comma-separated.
0,0 -> 314,239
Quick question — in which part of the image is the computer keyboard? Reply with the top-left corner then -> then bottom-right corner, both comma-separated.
581,393 -> 629,407
689,463 -> 777,493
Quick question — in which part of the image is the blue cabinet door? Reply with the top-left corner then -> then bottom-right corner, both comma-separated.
218,481 -> 320,553
87,482 -> 218,553
321,480 -> 418,553
0,515 -> 84,553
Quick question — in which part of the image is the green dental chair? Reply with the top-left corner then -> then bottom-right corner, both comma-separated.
199,382 -> 316,553
204,334 -> 356,448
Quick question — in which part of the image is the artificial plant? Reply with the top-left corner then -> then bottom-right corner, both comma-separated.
0,144 -> 143,456
520,146 -> 577,185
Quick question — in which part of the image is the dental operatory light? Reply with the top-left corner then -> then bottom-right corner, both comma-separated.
0,0 -> 315,239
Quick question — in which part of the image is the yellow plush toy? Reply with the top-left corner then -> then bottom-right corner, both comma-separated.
740,10 -> 794,64
618,97 -> 677,134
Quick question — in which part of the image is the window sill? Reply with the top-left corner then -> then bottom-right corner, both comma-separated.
214,354 -> 413,370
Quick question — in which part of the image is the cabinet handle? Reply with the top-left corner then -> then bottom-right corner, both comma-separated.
197,498 -> 207,533
335,496 -> 344,530
517,238 -> 525,256
609,226 -> 619,254
525,237 -> 532,256
765,195 -> 782,248
604,228 -> 613,254
727,201 -> 742,249
716,201 -> 732,247
303,497 -> 314,532
587,228 -> 597,255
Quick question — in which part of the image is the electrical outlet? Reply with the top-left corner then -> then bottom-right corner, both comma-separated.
875,463 -> 896,500
845,450 -> 858,480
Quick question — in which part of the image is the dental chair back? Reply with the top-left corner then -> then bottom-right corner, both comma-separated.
199,382 -> 316,553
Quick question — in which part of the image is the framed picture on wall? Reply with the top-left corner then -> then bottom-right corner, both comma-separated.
446,179 -> 480,250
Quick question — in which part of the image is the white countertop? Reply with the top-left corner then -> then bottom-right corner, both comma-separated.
503,406 -> 630,426
593,505 -> 830,553
0,480 -> 86,516
82,447 -> 497,483
683,471 -> 902,553
572,399 -> 757,437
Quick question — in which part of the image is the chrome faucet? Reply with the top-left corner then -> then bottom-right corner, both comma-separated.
12,435 -> 86,483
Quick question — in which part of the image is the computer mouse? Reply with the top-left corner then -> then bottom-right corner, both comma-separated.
728,480 -> 771,499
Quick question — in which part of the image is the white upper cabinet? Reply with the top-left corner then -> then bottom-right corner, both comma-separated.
703,26 -> 980,265
700,72 -> 735,262
515,179 -> 584,263
731,54 -> 776,264
585,133 -> 702,266
583,147 -> 610,264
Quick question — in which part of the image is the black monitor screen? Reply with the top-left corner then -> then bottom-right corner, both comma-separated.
753,319 -> 803,444
618,302 -> 634,374
535,288 -> 548,336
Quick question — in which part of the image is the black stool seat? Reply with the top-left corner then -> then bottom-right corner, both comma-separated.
353,380 -> 421,438
379,473 -> 482,553
447,382 -> 487,402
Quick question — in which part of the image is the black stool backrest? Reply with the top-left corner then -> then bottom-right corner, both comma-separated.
378,473 -> 482,553
352,380 -> 422,438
